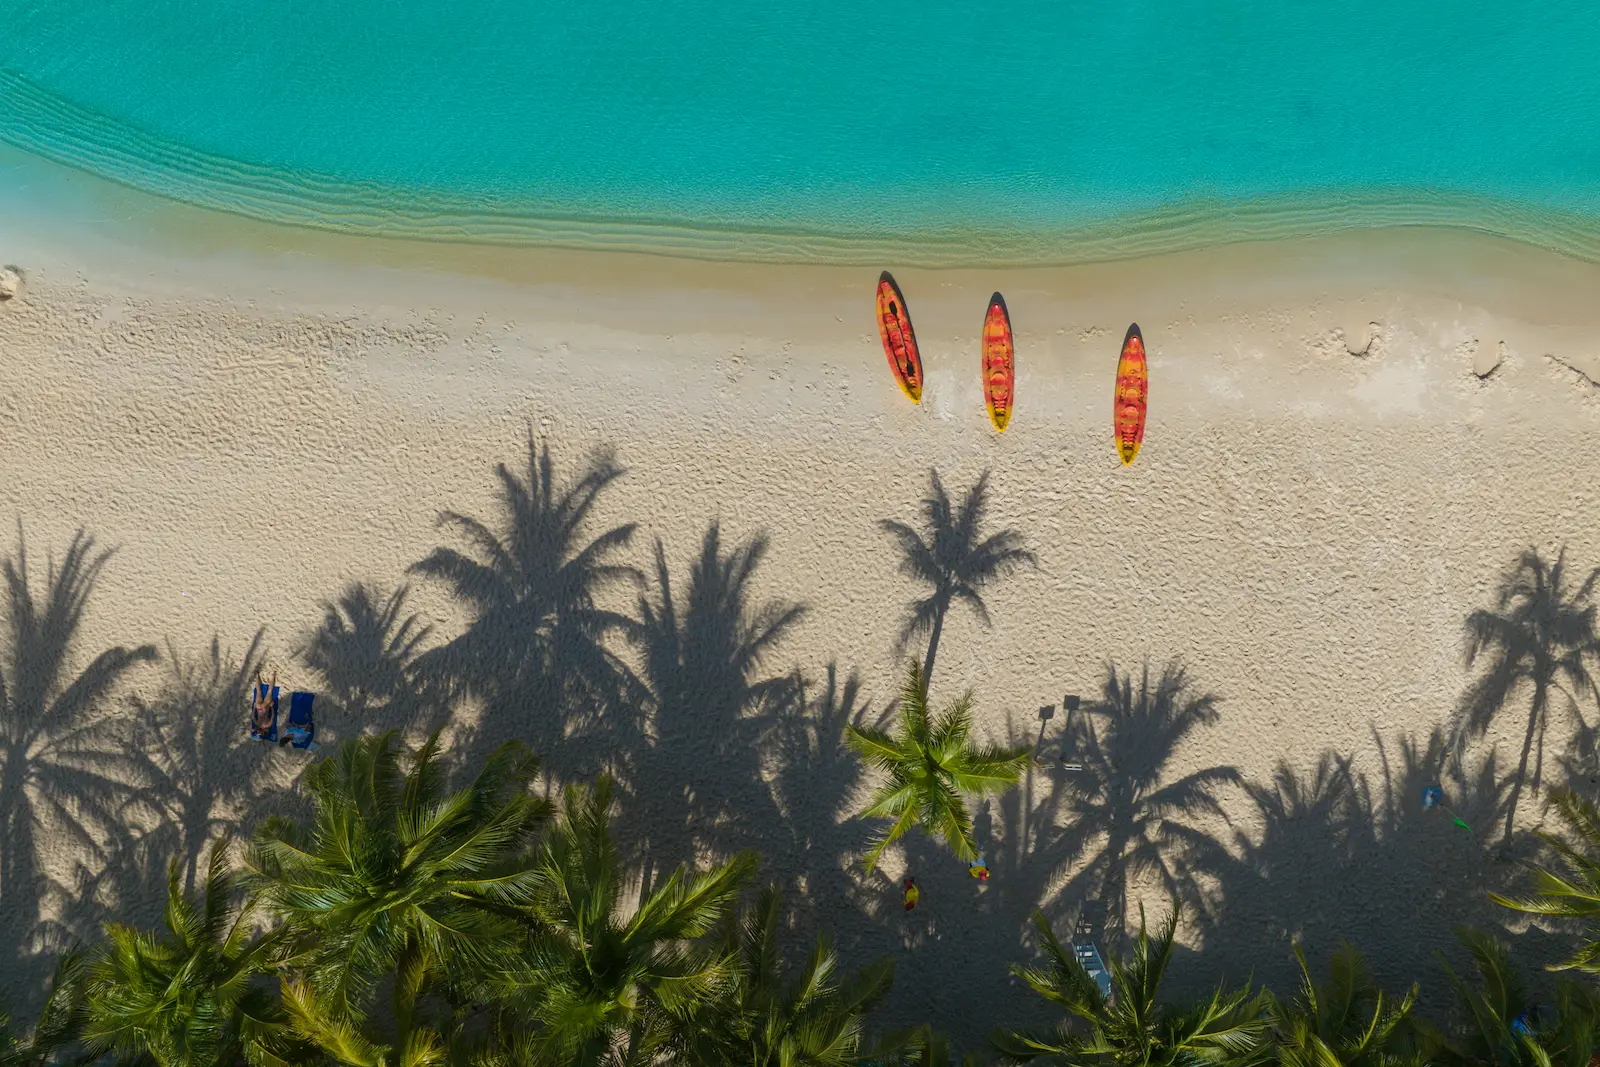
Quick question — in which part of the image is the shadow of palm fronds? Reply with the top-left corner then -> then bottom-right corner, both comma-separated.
298,581 -> 445,739
407,434 -> 641,777
625,523 -> 804,876
0,528 -> 155,1001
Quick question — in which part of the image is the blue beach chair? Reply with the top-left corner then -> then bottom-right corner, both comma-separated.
284,691 -> 318,750
248,678 -> 279,743
1072,900 -> 1113,1000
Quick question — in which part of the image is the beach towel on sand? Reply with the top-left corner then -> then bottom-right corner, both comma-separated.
284,690 -> 317,750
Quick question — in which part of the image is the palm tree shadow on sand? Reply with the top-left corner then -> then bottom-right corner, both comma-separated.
407,434 -> 642,781
879,469 -> 1035,690
0,528 -> 156,1011
621,522 -> 804,887
1190,725 -> 1573,1015
1450,546 -> 1599,854
851,658 -> 1240,1048
93,632 -> 300,912
1051,659 -> 1242,944
768,662 -> 873,928
298,581 -> 449,741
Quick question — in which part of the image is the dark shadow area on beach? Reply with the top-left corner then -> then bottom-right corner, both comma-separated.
0,530 -> 156,1013
620,522 -> 805,889
403,434 -> 645,782
1186,727 -> 1574,1017
70,631 -> 314,943
8,445 -> 1600,1059
298,580 -> 451,740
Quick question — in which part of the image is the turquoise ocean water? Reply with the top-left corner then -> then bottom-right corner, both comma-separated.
3,0 -> 1600,264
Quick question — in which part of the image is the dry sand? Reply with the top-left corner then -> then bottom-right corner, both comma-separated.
3,181 -> 1600,1037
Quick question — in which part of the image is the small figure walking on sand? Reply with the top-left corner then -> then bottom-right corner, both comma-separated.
903,876 -> 920,911
969,856 -> 990,881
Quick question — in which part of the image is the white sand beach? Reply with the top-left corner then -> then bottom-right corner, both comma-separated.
4,166 -> 1600,1036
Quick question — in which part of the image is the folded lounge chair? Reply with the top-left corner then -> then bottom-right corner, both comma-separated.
283,690 -> 319,751
248,681 -> 279,743
1072,900 -> 1112,1000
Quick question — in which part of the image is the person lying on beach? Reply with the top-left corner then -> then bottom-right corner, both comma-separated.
249,669 -> 279,741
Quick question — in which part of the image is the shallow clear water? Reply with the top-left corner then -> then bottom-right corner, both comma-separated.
4,0 -> 1599,262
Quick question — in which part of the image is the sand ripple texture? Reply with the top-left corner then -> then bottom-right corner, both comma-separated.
2,244 -> 1600,1034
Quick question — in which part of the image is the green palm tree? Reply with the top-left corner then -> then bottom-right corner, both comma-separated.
1432,927 -> 1600,1067
846,662 -> 1032,872
409,436 -> 640,763
1269,944 -> 1417,1067
869,1026 -> 982,1067
0,952 -> 85,1067
1456,547 -> 1599,851
992,902 -> 1268,1067
82,839 -> 294,1067
0,529 -> 156,962
1491,785 -> 1600,973
246,731 -> 548,1050
878,470 -> 1035,690
683,885 -> 892,1067
482,776 -> 756,1067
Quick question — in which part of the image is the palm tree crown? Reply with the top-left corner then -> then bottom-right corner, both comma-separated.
1268,944 -> 1416,1067
846,662 -> 1032,871
878,470 -> 1035,689
686,884 -> 893,1067
483,776 -> 756,1067
1492,785 -> 1600,973
1456,547 -> 1599,850
993,902 -> 1267,1067
1434,927 -> 1600,1067
83,840 -> 291,1067
246,731 -> 548,1036
0,952 -> 85,1067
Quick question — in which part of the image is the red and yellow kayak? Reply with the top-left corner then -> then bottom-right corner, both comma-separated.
982,293 -> 1014,432
876,272 -> 923,403
1113,323 -> 1148,465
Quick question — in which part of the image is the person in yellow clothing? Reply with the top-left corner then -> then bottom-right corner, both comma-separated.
902,876 -> 919,911
968,856 -> 990,881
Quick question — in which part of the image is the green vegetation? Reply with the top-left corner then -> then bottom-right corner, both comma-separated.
847,662 -> 1032,872
993,904 -> 1267,1067
6,447 -> 1600,1065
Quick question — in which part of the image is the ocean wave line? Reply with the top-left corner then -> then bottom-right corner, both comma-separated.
6,67 -> 1600,267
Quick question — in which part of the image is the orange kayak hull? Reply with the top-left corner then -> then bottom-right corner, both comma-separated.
1113,323 -> 1148,465
876,272 -> 923,403
982,293 -> 1014,432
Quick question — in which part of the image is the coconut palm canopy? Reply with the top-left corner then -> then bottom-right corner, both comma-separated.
993,903 -> 1268,1067
245,730 -> 549,1027
846,662 -> 1032,871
